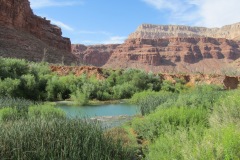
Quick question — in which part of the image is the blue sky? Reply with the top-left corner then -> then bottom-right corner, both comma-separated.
29,0 -> 240,45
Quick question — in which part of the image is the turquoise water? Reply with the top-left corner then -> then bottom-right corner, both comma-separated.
57,103 -> 139,118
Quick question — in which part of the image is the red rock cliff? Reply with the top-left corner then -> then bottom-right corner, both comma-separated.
0,0 -> 71,51
72,44 -> 120,66
103,37 -> 240,74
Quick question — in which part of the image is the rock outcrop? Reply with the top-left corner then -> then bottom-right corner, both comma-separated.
103,37 -> 240,74
72,44 -> 120,66
129,23 -> 240,40
0,0 -> 71,51
0,0 -> 77,64
50,65 -> 106,80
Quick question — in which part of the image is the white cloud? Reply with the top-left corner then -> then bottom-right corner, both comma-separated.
79,36 -> 127,45
102,36 -> 127,44
194,0 -> 240,27
29,0 -> 82,9
77,31 -> 111,36
49,19 -> 74,31
142,0 -> 240,27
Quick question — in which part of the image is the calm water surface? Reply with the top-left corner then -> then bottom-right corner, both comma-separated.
57,103 -> 139,118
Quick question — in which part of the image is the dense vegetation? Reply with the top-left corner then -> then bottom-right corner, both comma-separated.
128,86 -> 240,159
0,98 -> 134,159
1,57 -> 240,159
0,57 -> 166,104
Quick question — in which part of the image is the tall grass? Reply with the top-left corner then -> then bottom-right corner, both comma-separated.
130,91 -> 178,115
132,106 -> 208,141
0,117 -> 134,159
0,99 -> 135,159
0,97 -> 34,110
129,88 -> 240,159
130,85 -> 223,115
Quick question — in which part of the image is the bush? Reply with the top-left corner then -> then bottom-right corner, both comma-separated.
132,106 -> 208,141
70,89 -> 89,106
0,97 -> 34,112
147,127 -> 204,160
0,58 -> 29,79
0,78 -> 20,97
113,83 -> 137,99
28,105 -> 66,120
130,91 -> 177,115
0,108 -> 19,122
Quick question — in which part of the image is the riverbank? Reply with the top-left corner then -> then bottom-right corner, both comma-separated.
54,99 -> 129,106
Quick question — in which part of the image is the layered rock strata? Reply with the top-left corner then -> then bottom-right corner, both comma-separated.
103,37 -> 240,74
0,0 -> 77,64
0,0 -> 71,51
129,23 -> 240,40
72,44 -> 120,66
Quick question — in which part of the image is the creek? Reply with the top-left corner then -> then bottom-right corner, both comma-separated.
57,103 -> 139,127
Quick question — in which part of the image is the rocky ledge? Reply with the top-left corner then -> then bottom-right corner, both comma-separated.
129,23 -> 240,40
0,0 -> 71,51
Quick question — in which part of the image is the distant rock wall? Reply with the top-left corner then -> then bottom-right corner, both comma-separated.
0,0 -> 71,51
72,44 -> 120,66
129,23 -> 240,40
103,37 -> 240,74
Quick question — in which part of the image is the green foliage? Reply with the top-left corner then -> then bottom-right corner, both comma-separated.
0,57 -> 165,101
113,83 -> 137,99
132,107 -> 208,141
0,58 -> 29,79
71,89 -> 89,106
0,78 -> 20,97
28,105 -> 66,120
0,117 -> 134,159
130,88 -> 240,159
0,97 -> 34,111
130,91 -> 177,115
0,107 -> 19,122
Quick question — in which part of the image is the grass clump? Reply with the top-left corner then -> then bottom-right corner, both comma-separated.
132,106 -> 208,141
128,87 -> 240,159
28,105 -> 66,120
0,107 -> 19,122
0,117 -> 134,160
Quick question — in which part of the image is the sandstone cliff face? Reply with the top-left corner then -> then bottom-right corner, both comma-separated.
0,0 -> 71,51
104,37 -> 240,74
129,23 -> 240,40
72,44 -> 120,67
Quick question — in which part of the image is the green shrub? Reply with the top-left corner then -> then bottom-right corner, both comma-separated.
0,107 -> 19,122
113,83 -> 137,99
210,90 -> 240,126
0,78 -> 20,97
192,125 -> 240,160
70,89 -> 89,106
130,91 -> 177,115
147,127 -> 204,160
0,97 -> 34,112
0,58 -> 29,79
28,105 -> 66,120
132,106 -> 208,141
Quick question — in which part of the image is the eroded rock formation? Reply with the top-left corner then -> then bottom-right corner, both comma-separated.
0,0 -> 77,64
0,0 -> 71,51
50,65 -> 105,80
129,23 -> 240,40
72,44 -> 120,66
103,37 -> 240,74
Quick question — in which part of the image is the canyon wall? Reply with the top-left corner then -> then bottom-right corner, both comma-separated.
72,44 -> 119,66
0,0 -> 77,64
0,0 -> 71,51
129,23 -> 240,41
103,37 -> 240,74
